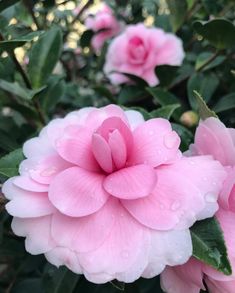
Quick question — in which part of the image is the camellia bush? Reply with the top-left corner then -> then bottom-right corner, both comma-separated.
1,0 -> 235,292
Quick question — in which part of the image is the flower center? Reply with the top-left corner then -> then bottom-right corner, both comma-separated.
91,117 -> 133,173
128,36 -> 147,64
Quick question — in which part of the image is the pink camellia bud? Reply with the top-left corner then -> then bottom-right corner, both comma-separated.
85,4 -> 122,53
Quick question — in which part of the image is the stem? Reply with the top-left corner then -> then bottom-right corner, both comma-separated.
22,0 -> 41,30
71,0 -> 94,26
196,51 -> 220,72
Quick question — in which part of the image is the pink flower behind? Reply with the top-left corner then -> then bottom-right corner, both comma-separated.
85,4 -> 122,53
104,23 -> 185,86
2,105 -> 225,284
160,117 -> 235,293
161,209 -> 235,293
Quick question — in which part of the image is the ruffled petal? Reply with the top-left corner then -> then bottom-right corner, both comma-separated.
103,165 -> 157,199
11,216 -> 55,254
122,165 -> 205,230
129,118 -> 181,167
78,201 -> 150,278
45,247 -> 82,274
51,197 -> 116,253
13,175 -> 48,192
49,167 -> 109,217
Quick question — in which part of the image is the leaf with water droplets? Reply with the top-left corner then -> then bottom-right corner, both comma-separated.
190,217 -> 232,276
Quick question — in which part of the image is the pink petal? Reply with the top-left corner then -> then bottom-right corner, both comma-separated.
161,259 -> 204,293
143,230 -> 192,279
219,166 -> 235,211
11,216 -> 55,254
108,129 -> 127,169
124,110 -> 145,130
168,156 -> 226,221
27,155 -> 72,184
122,165 -> 205,230
13,175 -> 48,192
205,277 -> 235,293
97,117 -> 133,154
78,201 -> 149,276
51,197 -> 117,253
129,118 -> 181,167
56,127 -> 100,172
91,133 -> 113,173
103,164 -> 157,199
48,167 -> 109,217
45,248 -> 82,274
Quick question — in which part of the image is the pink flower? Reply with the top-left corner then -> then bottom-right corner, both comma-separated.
85,4 -> 122,53
161,209 -> 235,293
189,117 -> 235,212
2,105 -> 225,283
160,117 -> 235,293
104,23 -> 185,86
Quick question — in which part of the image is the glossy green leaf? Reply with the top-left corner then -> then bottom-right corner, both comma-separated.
195,52 -> 226,71
0,148 -> 24,177
166,0 -> 188,31
151,104 -> 180,119
0,79 -> 45,100
187,72 -> 219,109
28,27 -> 62,88
190,217 -> 232,276
118,86 -> 146,104
155,65 -> 179,88
213,93 -> 235,113
194,90 -> 218,120
147,87 -> 179,106
194,19 -> 235,49
172,123 -> 193,151
0,0 -> 20,12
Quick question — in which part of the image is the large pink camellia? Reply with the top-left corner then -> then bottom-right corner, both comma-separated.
2,105 -> 225,284
85,4 -> 122,53
104,24 -> 185,86
161,117 -> 235,293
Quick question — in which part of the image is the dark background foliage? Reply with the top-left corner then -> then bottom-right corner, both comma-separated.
0,0 -> 235,292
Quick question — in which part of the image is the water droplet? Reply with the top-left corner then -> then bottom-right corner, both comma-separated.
149,130 -> 154,135
203,176 -> 208,181
157,149 -> 162,155
120,213 -> 124,218
164,131 -> 179,149
205,192 -> 217,203
212,181 -> 217,186
171,200 -> 181,211
40,166 -> 57,177
121,250 -> 129,258
160,203 -> 165,210
189,160 -> 195,165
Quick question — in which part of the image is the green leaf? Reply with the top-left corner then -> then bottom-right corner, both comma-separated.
0,31 -> 44,51
120,73 -> 148,87
190,217 -> 232,276
40,76 -> 65,113
194,19 -> 235,49
147,87 -> 179,106
172,123 -> 193,151
0,0 -> 20,12
28,27 -> 62,88
155,65 -> 179,88
118,86 -> 146,105
193,90 -> 218,120
0,148 -> 24,177
151,104 -> 180,119
187,72 -> 219,109
12,278 -> 44,293
80,29 -> 94,48
43,266 -> 80,293
213,93 -> 235,113
195,52 -> 226,71
0,79 -> 46,100
110,280 -> 125,291
166,0 -> 188,31
0,130 -> 19,151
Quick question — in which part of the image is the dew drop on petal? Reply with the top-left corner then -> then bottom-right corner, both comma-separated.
121,250 -> 129,259
205,192 -> 217,203
40,166 -> 57,177
170,200 -> 181,211
164,131 -> 179,149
